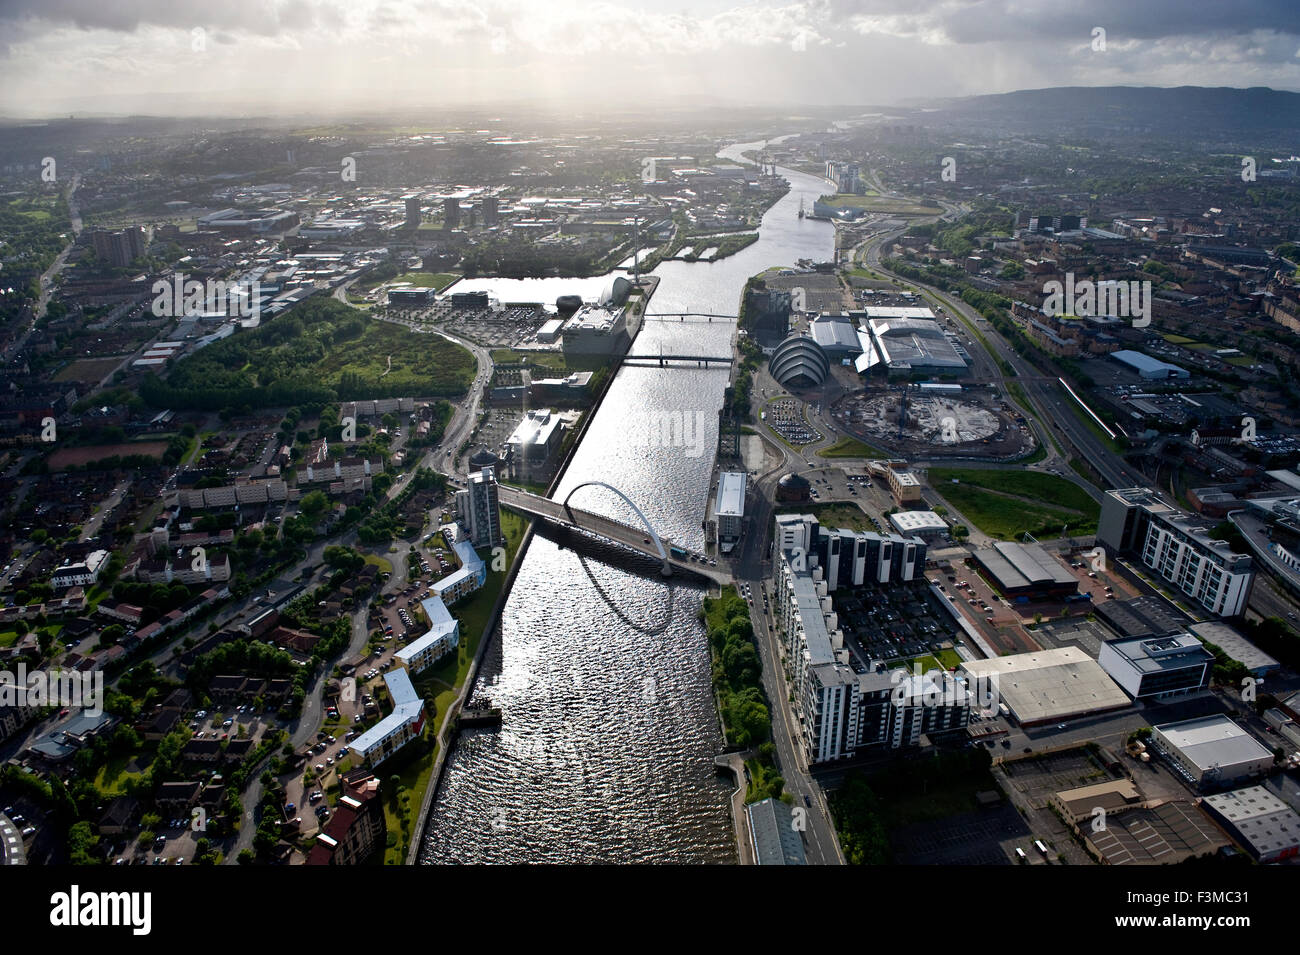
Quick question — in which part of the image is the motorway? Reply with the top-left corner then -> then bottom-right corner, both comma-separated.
855,222 -> 1300,629
857,224 -> 1146,492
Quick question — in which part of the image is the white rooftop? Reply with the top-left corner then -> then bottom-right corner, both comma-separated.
715,471 -> 746,518
961,647 -> 1131,724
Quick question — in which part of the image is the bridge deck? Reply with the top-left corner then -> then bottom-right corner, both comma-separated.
496,484 -> 732,584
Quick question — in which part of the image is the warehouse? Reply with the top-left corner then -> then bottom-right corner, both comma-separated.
970,540 -> 1078,600
959,647 -> 1131,726
1188,621 -> 1280,677
1151,715 -> 1274,789
1200,786 -> 1300,862
1111,349 -> 1189,380
888,510 -> 949,539
809,313 -> 863,358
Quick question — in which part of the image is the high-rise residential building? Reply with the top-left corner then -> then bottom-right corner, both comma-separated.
443,197 -> 460,229
1098,488 -> 1254,616
91,226 -> 146,267
482,195 -> 499,227
771,514 -> 964,764
404,195 -> 421,228
457,466 -> 501,548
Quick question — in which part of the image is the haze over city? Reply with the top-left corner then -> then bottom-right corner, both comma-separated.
2,0 -> 1300,927
2,0 -> 1300,116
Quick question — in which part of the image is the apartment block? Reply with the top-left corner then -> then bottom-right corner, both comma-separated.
1098,488 -> 1253,616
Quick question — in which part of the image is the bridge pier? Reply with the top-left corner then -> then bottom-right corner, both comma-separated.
661,560 -> 672,577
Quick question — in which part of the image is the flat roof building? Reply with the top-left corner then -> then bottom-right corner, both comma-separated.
1152,715 -> 1274,789
1201,786 -> 1300,862
887,467 -> 923,505
1098,633 -> 1213,701
714,471 -> 746,553
960,647 -> 1131,726
1188,621 -> 1280,676
505,408 -> 564,474
809,313 -> 863,356
888,510 -> 948,538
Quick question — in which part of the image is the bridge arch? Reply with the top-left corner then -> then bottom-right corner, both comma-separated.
562,481 -> 667,563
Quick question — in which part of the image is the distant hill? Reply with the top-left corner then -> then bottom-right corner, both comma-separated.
911,86 -> 1300,145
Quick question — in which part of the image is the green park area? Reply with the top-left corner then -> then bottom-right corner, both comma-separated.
146,298 -> 475,410
777,502 -> 877,534
885,648 -> 964,671
819,193 -> 942,216
929,467 -> 1099,540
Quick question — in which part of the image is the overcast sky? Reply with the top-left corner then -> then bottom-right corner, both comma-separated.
1,0 -> 1299,117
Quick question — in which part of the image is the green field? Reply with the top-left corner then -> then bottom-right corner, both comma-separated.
778,502 -> 877,533
929,467 -> 1099,540
316,318 -> 475,395
153,298 -> 476,408
819,193 -> 942,216
820,436 -> 888,459
390,271 -> 459,290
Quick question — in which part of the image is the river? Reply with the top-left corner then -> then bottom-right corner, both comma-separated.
417,140 -> 834,863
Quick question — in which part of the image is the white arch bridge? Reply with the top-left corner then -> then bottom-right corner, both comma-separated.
495,482 -> 732,584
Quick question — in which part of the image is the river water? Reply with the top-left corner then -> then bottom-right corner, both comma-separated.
418,141 -> 834,864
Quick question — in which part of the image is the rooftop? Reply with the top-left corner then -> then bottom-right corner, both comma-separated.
715,471 -> 746,518
960,647 -> 1131,724
1154,715 -> 1273,772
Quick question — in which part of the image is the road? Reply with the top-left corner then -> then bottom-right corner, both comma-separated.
6,174 -> 82,362
857,226 -> 1146,491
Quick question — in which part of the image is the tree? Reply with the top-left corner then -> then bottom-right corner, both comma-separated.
300,490 -> 328,518
67,821 -> 101,865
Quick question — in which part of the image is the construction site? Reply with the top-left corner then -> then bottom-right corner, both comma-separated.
831,384 -> 1035,460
